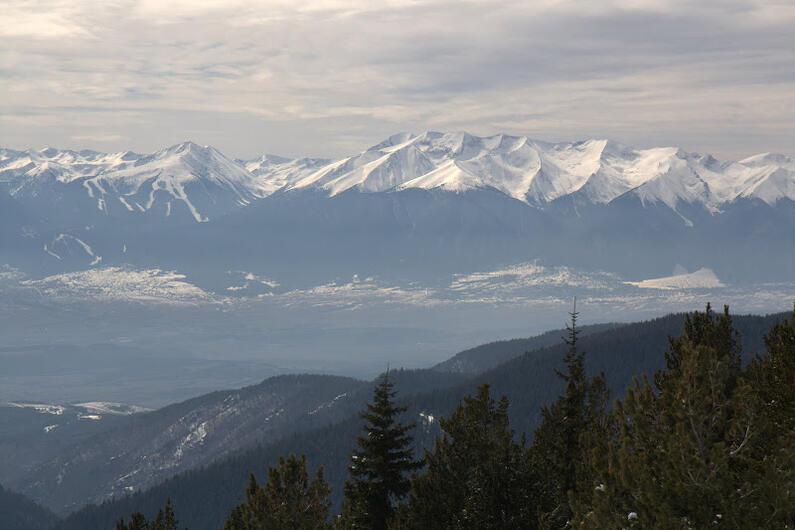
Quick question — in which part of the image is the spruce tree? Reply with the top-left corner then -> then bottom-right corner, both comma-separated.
406,384 -> 534,529
528,302 -> 609,529
116,513 -> 148,530
574,304 -> 785,528
115,499 -> 181,530
150,499 -> 179,530
224,454 -> 331,529
342,371 -> 421,529
742,306 -> 795,526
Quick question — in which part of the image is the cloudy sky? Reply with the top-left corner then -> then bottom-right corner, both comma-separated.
2,0 -> 793,159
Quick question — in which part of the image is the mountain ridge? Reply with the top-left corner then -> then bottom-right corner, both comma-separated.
2,131 -> 794,286
3,132 -> 793,225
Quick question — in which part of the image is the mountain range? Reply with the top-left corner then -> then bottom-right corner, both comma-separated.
3,132 -> 793,217
2,131 -> 793,288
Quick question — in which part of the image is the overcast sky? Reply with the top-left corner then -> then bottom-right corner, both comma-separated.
2,0 -> 793,159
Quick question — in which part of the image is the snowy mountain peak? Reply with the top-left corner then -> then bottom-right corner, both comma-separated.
738,152 -> 793,167
367,132 -> 417,152
1,134 -> 793,227
167,140 -> 204,152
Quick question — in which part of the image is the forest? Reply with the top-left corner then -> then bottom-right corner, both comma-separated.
103,304 -> 793,529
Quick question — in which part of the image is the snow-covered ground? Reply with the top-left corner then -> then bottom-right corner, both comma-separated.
627,267 -> 724,290
73,402 -> 151,415
4,260 -> 791,309
20,267 -> 211,304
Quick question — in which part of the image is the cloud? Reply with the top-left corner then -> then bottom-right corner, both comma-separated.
1,0 -> 794,158
0,1 -> 93,38
71,134 -> 128,143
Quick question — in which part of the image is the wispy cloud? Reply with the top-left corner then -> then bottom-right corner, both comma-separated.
2,0 -> 793,158
71,134 -> 128,143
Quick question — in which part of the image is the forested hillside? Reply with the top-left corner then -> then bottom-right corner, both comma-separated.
0,484 -> 58,530
8,323 -> 604,515
54,309 -> 790,530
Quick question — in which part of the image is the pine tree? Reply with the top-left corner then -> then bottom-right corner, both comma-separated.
115,499 -> 181,530
573,304 -> 782,528
224,454 -> 331,529
342,371 -> 421,529
528,301 -> 609,529
116,513 -> 148,530
742,305 -> 795,526
406,384 -> 534,529
750,304 -> 795,429
150,499 -> 179,530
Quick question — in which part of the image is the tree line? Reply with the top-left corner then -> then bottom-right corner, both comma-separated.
118,304 -> 794,529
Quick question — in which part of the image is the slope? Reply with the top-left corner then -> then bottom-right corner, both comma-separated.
0,484 -> 58,530
54,310 -> 789,530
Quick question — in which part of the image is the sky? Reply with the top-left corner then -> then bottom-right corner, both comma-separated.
1,0 -> 794,160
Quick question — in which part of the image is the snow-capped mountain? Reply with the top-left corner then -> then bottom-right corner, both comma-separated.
2,132 -> 793,221
260,131 -> 794,211
1,132 -> 793,285
1,142 -> 265,223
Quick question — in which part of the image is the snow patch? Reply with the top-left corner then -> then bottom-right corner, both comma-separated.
173,420 -> 209,462
626,267 -> 724,290
118,196 -> 135,211
43,244 -> 62,260
0,264 -> 25,281
280,276 -> 439,309
74,402 -> 150,415
5,402 -> 65,415
419,411 -> 435,424
308,392 -> 348,415
21,267 -> 212,304
450,261 -> 618,293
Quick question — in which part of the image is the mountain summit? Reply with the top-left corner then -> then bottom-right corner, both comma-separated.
1,132 -> 793,285
2,132 -> 793,224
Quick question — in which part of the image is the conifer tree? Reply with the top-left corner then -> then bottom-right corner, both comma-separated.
749,305 -> 795,429
115,499 -> 181,530
406,384 -> 534,529
742,305 -> 795,526
150,499 -> 179,530
573,304 -> 784,528
224,454 -> 331,530
528,301 -> 609,528
116,513 -> 148,530
342,371 -> 421,529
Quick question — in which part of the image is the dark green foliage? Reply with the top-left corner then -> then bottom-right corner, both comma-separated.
574,305 -> 794,528
116,512 -> 148,530
54,311 -> 790,530
748,305 -> 795,429
223,454 -> 330,529
529,304 -> 610,528
116,498 -> 180,530
152,499 -> 180,530
0,483 -> 59,530
342,372 -> 421,529
655,303 -> 742,390
406,384 -> 534,529
742,306 -> 795,526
